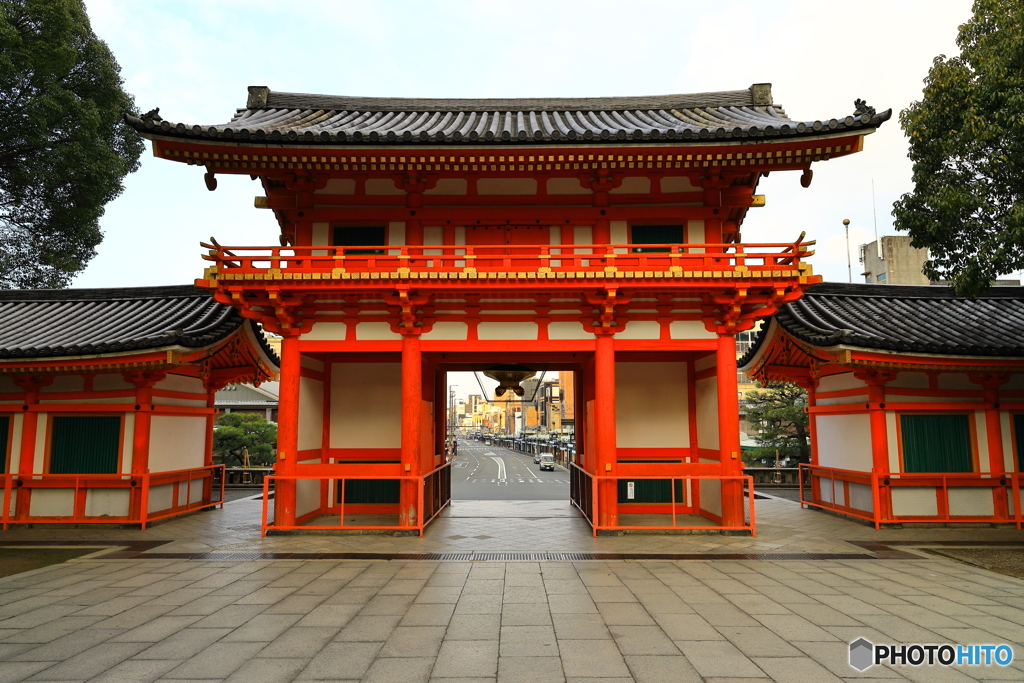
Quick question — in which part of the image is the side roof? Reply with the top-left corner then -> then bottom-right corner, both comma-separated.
739,282 -> 1024,364
0,284 -> 279,362
126,84 -> 890,146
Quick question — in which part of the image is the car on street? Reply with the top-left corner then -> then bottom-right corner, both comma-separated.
538,453 -> 555,471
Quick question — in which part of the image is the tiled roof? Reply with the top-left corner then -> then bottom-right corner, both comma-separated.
126,84 -> 890,146
740,282 -> 1024,364
0,285 -> 274,361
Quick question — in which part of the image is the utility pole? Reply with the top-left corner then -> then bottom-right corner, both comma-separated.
843,218 -> 852,283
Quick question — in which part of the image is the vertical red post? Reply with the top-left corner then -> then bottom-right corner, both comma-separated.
594,334 -> 618,527
717,333 -> 744,527
400,332 -> 423,527
981,383 -> 1008,518
862,374 -> 893,520
13,377 -> 48,519
275,335 -> 301,526
132,379 -> 154,520
321,360 -> 333,512
806,381 -> 821,503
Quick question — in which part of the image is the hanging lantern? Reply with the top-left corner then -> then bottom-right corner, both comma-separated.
482,364 -> 536,398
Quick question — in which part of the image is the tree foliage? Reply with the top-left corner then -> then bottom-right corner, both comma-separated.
892,0 -> 1024,296
0,0 -> 143,289
213,413 -> 278,467
743,381 -> 809,463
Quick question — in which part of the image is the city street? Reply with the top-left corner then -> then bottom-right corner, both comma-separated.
451,440 -> 568,501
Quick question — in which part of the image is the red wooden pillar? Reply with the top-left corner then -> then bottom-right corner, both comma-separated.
858,371 -> 895,520
204,391 -> 216,504
400,332 -> 423,527
806,379 -> 821,503
594,334 -> 618,527
13,376 -> 49,519
974,375 -> 1009,518
127,372 -> 160,520
275,335 -> 301,526
717,334 -> 744,527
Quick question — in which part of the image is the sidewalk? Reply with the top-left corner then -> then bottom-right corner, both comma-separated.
0,496 -> 1022,682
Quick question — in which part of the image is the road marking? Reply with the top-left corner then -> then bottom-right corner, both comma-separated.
490,457 -> 506,484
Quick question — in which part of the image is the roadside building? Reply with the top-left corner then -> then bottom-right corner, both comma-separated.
0,285 -> 278,529
125,83 -> 889,535
740,282 -> 1024,528
215,381 -> 279,422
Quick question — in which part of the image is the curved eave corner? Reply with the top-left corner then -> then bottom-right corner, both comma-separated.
737,318 -> 778,375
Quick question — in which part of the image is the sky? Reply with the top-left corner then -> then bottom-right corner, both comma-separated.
76,0 -> 981,397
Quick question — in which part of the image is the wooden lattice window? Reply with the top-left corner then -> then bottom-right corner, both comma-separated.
1015,414 -> 1024,471
50,416 -> 120,474
900,414 -> 973,473
0,416 -> 9,474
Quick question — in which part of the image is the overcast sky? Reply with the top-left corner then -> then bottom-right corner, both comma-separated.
76,0 -> 985,292
73,0 -> 985,400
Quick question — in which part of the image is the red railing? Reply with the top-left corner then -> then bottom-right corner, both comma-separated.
569,463 -> 756,536
1,465 -> 225,530
201,237 -> 814,276
799,464 -> 1024,529
260,463 -> 452,536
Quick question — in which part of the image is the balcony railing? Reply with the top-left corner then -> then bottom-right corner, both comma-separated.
201,237 -> 814,281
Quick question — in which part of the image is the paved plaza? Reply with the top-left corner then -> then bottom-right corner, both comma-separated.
1,495 -> 1023,682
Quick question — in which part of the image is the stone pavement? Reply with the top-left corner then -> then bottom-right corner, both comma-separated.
0,496 -> 1022,682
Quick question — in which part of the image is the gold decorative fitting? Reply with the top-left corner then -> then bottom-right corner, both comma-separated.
538,266 -> 552,273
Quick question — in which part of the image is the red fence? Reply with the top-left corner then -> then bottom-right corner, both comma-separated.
569,463 -> 756,536
1,465 -> 225,530
799,464 -> 1024,529
260,463 -> 452,536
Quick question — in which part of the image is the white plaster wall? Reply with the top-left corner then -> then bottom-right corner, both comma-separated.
157,374 -> 206,395
34,415 -> 46,473
321,178 -> 355,194
366,179 -> 404,195
891,487 -> 938,516
312,223 -> 329,246
975,411 -> 989,473
94,374 -> 132,391
698,478 -> 722,517
41,376 -> 83,393
815,413 -> 872,471
616,321 -> 660,340
888,372 -> 929,389
848,482 -> 874,511
330,363 -> 401,448
687,220 -> 704,248
356,322 -> 401,340
148,484 -> 173,512
303,322 -> 347,341
547,322 -> 593,340
884,413 -> 901,473
421,322 -> 468,341
85,489 -> 130,517
695,377 -> 719,450
548,178 -> 589,194
694,355 -> 716,373
298,377 -> 324,451
1001,412 -> 1015,472
30,489 -> 73,516
816,394 -> 868,407
937,373 -> 976,391
611,177 -> 650,194
388,221 -> 406,246
122,413 -> 134,474
1003,375 -> 1024,391
818,373 -> 868,393
477,322 -> 537,341
949,488 -> 994,516
610,221 -> 628,245
424,225 -> 443,247
424,179 -> 467,195
573,226 -> 592,244
616,362 -> 688,448
149,416 -> 206,472
301,356 -> 324,372
7,414 -> 22,473
478,178 -> 536,195
0,376 -> 17,393
670,321 -> 716,340
662,176 -> 697,193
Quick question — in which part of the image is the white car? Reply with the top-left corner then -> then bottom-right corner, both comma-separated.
535,451 -> 553,464
538,454 -> 555,471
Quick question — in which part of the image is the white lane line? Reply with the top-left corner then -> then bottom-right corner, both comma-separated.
490,457 -> 506,484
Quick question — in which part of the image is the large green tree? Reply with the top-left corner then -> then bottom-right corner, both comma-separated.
213,413 -> 278,467
892,0 -> 1024,296
743,381 -> 810,464
0,0 -> 143,289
